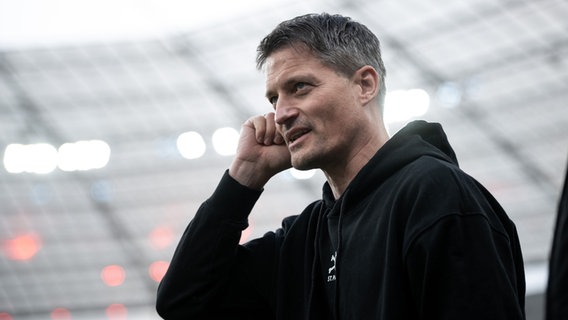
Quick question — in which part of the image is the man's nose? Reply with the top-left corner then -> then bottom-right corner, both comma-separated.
274,99 -> 299,126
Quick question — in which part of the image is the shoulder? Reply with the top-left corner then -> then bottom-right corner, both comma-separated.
398,156 -> 513,251
391,155 -> 472,203
394,155 -> 507,223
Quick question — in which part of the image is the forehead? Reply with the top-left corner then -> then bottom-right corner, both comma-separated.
266,46 -> 317,70
265,46 -> 330,86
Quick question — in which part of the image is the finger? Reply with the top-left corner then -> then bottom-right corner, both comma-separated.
264,112 -> 277,145
248,115 -> 267,144
274,131 -> 284,145
264,112 -> 285,144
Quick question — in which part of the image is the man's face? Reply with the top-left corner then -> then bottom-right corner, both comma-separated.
265,46 -> 364,172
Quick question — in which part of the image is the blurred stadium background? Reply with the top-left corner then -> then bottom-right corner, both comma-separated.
0,0 -> 567,319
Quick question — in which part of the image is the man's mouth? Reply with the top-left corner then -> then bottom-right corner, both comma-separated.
286,128 -> 311,144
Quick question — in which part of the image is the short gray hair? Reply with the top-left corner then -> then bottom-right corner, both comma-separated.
256,13 -> 387,110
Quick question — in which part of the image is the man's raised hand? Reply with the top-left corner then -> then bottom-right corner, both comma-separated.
229,112 -> 291,189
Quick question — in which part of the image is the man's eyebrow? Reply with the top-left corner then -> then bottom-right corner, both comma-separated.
265,74 -> 317,99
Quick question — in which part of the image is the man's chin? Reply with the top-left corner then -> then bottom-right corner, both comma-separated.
291,156 -> 317,171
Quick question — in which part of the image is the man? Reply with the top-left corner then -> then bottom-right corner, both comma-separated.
157,13 -> 526,319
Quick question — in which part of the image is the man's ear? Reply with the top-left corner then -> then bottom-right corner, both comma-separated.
354,65 -> 379,106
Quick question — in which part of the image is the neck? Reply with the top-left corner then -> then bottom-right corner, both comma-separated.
324,127 -> 389,199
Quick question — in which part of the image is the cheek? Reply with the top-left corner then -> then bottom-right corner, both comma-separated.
326,103 -> 358,129
309,92 -> 356,134
318,113 -> 353,144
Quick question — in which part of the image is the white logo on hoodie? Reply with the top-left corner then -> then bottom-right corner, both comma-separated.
328,251 -> 337,282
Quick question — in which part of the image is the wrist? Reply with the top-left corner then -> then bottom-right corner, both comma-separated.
228,161 -> 270,191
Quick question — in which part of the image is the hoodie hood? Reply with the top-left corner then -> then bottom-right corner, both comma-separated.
322,120 -> 458,208
397,120 -> 458,165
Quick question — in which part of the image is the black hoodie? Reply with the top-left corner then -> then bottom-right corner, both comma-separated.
157,121 -> 526,320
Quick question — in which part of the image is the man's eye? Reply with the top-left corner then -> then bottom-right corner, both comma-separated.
269,96 -> 278,105
295,82 -> 306,91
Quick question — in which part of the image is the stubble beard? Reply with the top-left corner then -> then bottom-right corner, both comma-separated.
290,145 -> 324,172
